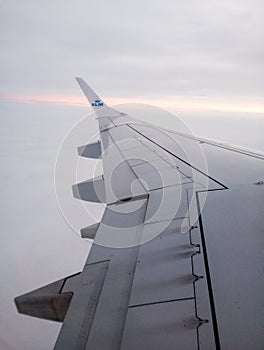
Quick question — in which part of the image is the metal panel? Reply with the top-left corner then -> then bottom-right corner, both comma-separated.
83,244 -> 147,350
120,299 -> 198,350
201,143 -> 264,187
140,216 -> 191,243
167,129 -> 264,160
121,144 -> 160,164
145,186 -> 189,223
94,198 -> 148,248
14,276 -> 74,322
108,124 -> 137,143
132,159 -> 192,190
131,124 -> 193,163
108,159 -> 147,202
129,218 -> 195,306
131,123 -> 224,190
100,131 -> 147,203
78,140 -> 101,159
198,186 -> 264,349
188,221 -> 217,349
54,261 -> 109,350
72,175 -> 106,203
80,222 -> 100,239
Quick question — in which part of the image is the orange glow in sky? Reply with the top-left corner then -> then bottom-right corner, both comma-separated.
1,93 -> 264,115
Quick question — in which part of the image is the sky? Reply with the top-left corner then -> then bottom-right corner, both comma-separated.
0,1 -> 264,349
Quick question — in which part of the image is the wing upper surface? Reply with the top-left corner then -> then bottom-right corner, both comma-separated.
79,80 -> 264,349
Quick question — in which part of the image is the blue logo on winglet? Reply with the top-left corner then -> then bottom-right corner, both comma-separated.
92,99 -> 104,106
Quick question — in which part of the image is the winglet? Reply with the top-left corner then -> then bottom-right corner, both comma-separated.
75,77 -> 107,111
75,77 -> 126,119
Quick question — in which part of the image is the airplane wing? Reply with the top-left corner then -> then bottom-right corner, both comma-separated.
15,79 -> 264,350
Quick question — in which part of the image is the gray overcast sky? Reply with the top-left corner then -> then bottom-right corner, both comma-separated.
1,0 -> 264,108
0,1 -> 264,349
